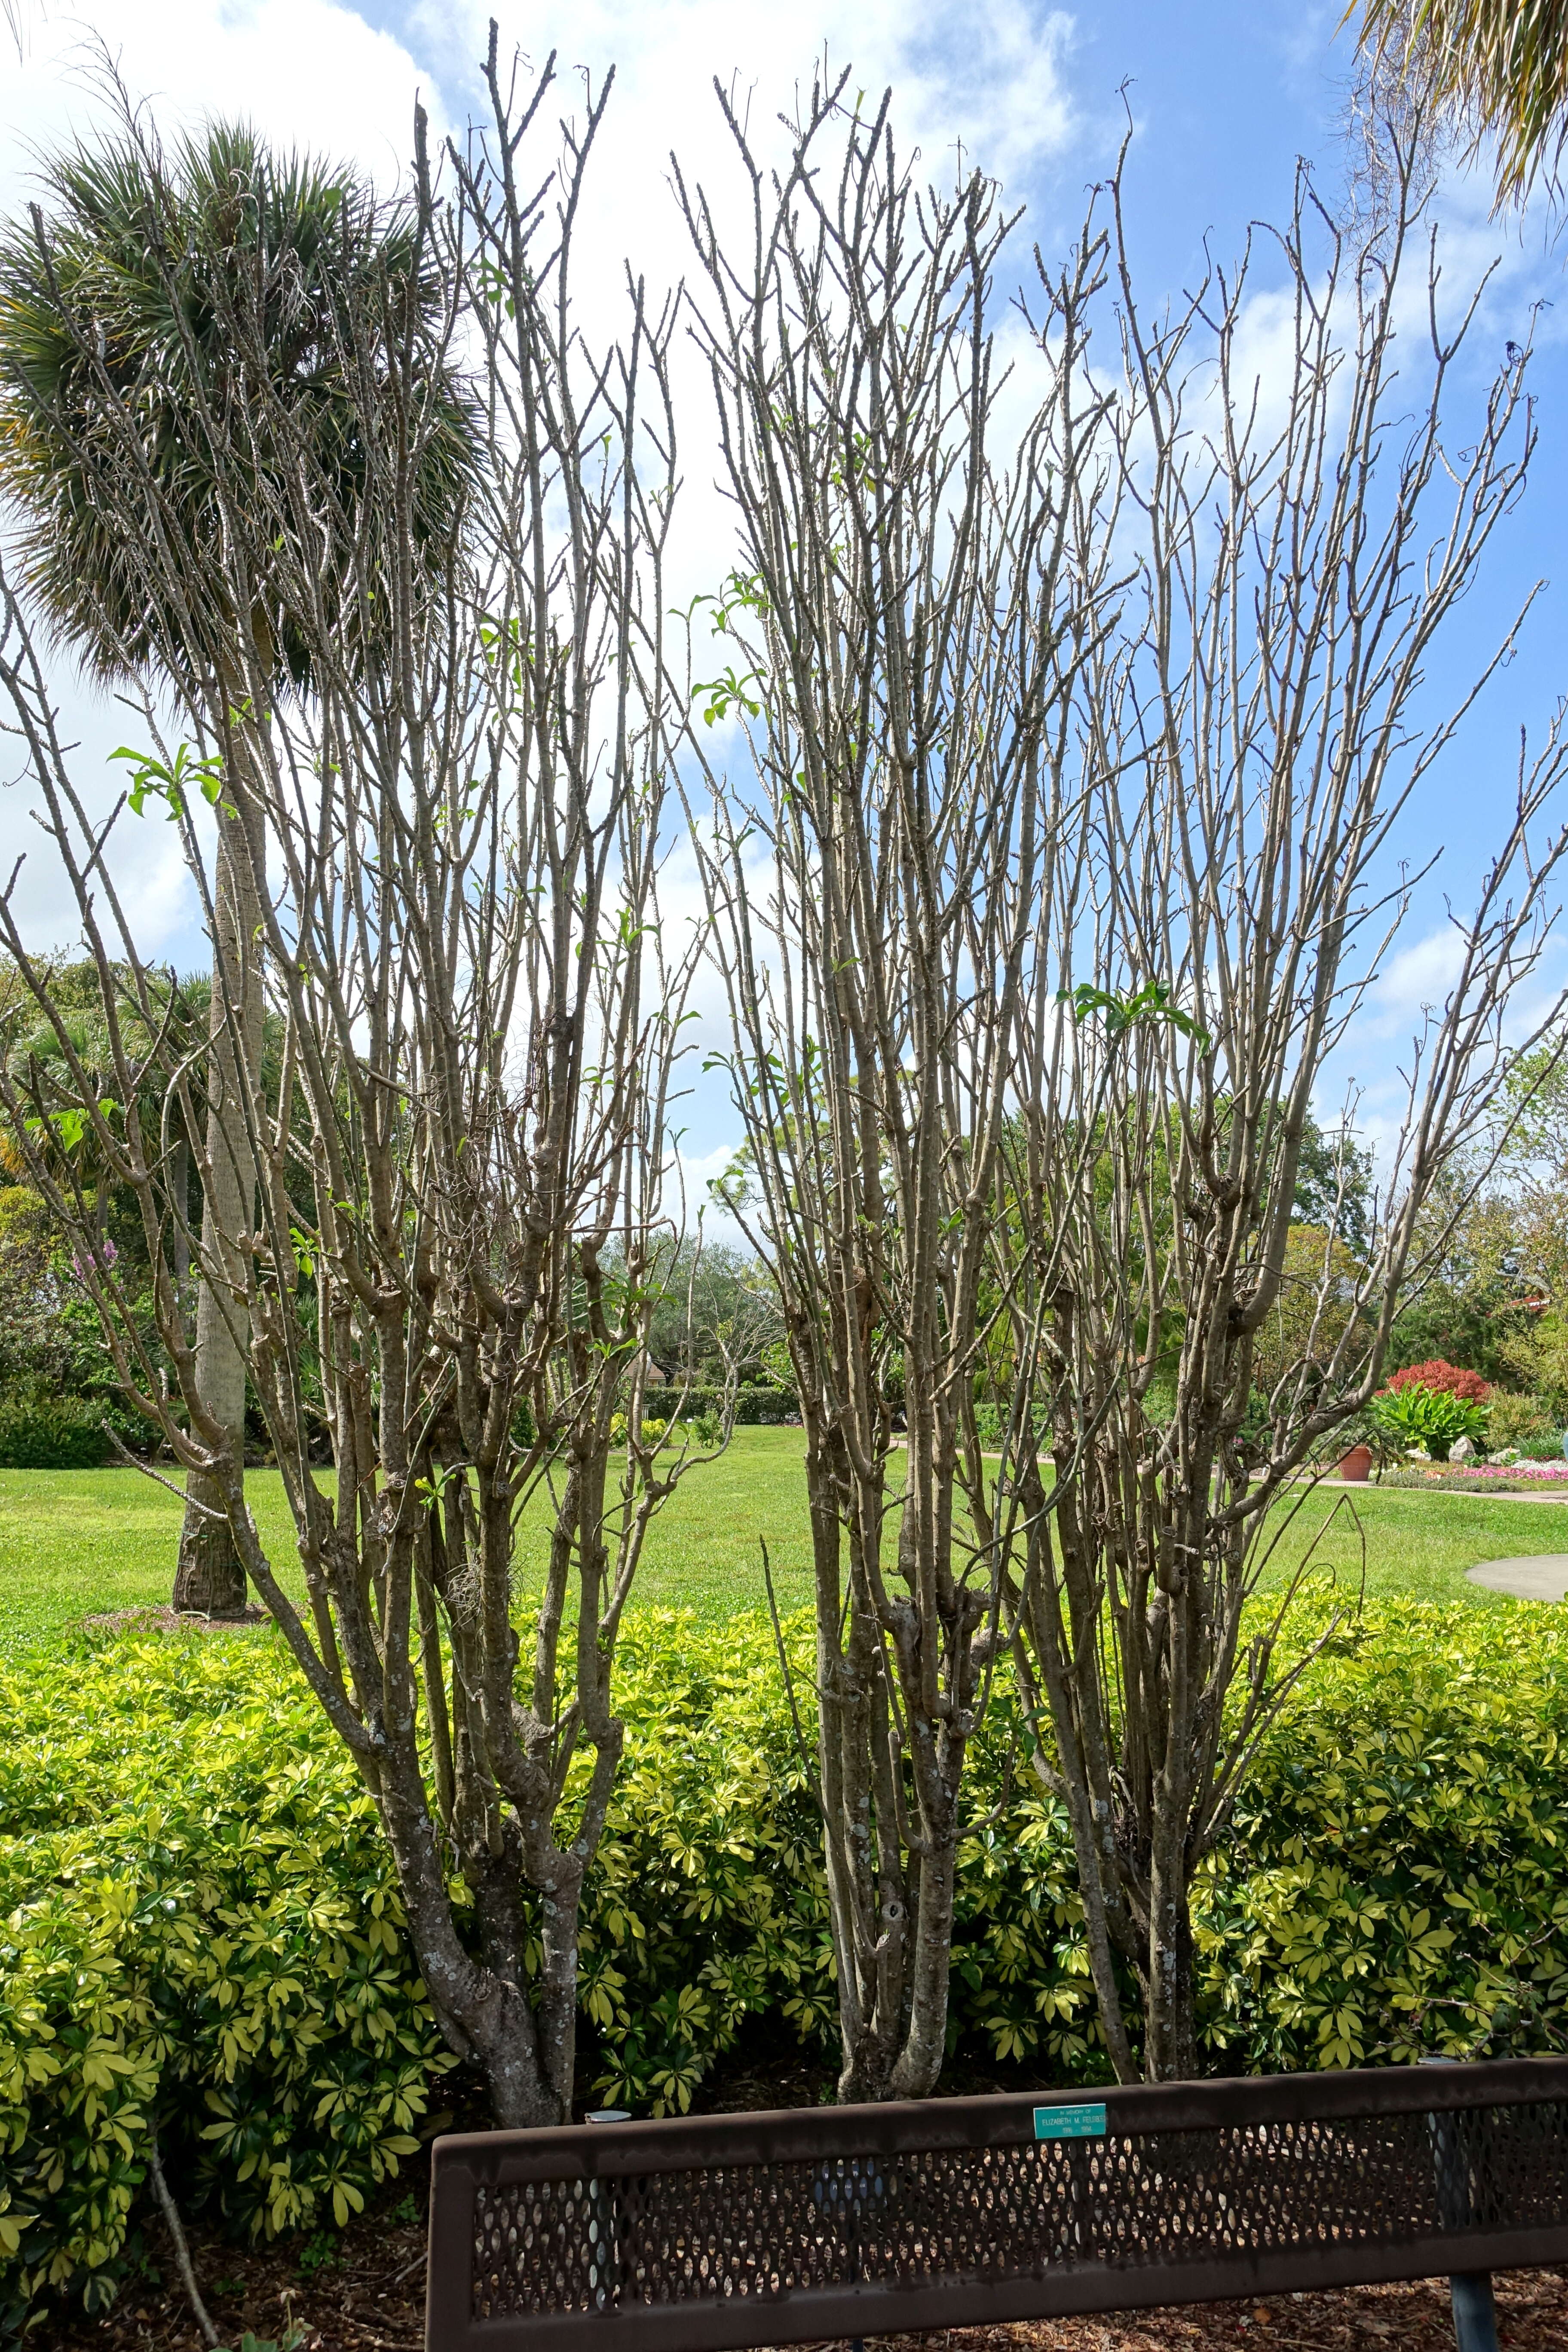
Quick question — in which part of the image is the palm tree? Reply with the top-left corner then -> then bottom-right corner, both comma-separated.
0,117 -> 470,1610
1350,0 -> 1568,208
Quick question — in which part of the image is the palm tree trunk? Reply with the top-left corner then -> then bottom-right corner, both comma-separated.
174,784 -> 263,1616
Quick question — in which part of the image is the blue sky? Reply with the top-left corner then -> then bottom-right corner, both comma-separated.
0,0 -> 1562,1175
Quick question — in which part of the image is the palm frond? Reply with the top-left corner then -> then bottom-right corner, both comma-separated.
0,120 -> 475,689
1351,0 -> 1568,208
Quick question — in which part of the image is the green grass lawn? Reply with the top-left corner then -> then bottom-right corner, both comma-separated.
1244,1480 -> 1568,1606
2,1429 -> 1565,1650
0,1430 -> 818,1651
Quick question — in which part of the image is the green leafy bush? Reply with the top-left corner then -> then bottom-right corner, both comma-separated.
602,1414 -> 710,1450
0,1387 -> 111,1468
8,1600 -> 1568,2332
940,1601 -> 1568,2081
1196,1602 -> 1568,2071
614,1384 -> 799,1424
672,1385 -> 794,1428
0,1618 -> 832,2332
1484,1389 -> 1562,1460
971,1400 -> 1051,1452
645,1385 -> 722,1419
730,1385 -> 797,1425
608,1393 -> 789,1439
1367,1381 -> 1488,1461
0,1186 -> 164,1461
0,1636 -> 451,2326
581,1620 -> 828,2113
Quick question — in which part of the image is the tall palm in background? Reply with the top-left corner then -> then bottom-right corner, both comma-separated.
1351,0 -> 1568,207
0,116 -> 471,1610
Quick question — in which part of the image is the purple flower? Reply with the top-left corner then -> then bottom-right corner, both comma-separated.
71,1236 -> 118,1280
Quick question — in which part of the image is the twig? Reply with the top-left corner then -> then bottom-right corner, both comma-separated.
105,1422 -> 227,1519
760,1538 -> 823,1807
147,2128 -> 221,2349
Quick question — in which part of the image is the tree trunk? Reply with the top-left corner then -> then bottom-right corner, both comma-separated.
175,789 -> 263,1617
376,1764 -> 577,2130
888,1830 -> 956,2100
1143,1879 -> 1197,2083
810,1447 -> 975,2108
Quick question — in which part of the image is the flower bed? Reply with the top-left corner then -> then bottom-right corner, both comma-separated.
1372,1461 -> 1568,1493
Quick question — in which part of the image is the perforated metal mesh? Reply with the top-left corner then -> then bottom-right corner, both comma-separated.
470,2100 -> 1568,2323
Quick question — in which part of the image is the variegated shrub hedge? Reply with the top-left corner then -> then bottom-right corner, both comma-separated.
5,1599 -> 1568,2334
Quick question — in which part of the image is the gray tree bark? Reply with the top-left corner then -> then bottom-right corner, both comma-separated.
174,784 -> 263,1616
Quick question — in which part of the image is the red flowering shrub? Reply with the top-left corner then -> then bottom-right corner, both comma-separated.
1383,1359 -> 1491,1403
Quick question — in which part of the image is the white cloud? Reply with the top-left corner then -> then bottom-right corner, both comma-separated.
415,0 -> 1076,200
0,2 -> 437,193
1373,925 -> 1468,1023
671,1137 -> 747,1243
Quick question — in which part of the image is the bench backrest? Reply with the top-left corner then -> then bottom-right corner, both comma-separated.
425,2055 -> 1568,2350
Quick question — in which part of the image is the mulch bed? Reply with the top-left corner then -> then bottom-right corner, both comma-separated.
77,1605 -> 270,1637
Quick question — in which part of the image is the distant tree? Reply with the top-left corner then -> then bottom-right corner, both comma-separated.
1,959 -> 202,1277
1293,1118 -> 1375,1258
1251,1224 -> 1365,1401
1386,1277 -> 1522,1384
638,1237 -> 782,1383
0,1183 -> 66,1391
1380,1038 -> 1568,1389
1495,1033 -> 1568,1179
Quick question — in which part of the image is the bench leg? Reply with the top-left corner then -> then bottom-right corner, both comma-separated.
1449,2271 -> 1499,2352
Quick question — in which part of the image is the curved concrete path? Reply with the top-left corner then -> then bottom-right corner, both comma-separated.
1466,1555 -> 1568,1602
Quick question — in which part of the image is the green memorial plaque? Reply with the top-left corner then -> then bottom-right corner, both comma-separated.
1033,2101 -> 1107,2141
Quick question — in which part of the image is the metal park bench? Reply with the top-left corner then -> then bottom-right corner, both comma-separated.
425,2055 -> 1568,2352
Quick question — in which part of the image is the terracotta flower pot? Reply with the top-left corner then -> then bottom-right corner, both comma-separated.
1335,1442 -> 1372,1482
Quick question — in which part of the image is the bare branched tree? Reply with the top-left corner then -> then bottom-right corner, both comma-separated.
993,149 -> 1568,2082
0,41 -> 719,2128
674,77 -> 1123,2101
